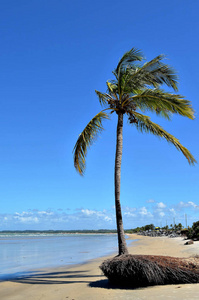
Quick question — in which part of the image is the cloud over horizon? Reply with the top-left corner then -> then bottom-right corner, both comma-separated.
1,199 -> 199,231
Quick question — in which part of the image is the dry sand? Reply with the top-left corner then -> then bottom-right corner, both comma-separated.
0,234 -> 199,300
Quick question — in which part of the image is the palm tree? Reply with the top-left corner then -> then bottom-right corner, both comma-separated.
73,48 -> 196,256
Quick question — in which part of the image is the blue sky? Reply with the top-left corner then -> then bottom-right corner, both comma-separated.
0,0 -> 199,230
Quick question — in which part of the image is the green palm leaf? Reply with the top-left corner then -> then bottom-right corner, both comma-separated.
106,81 -> 118,98
115,47 -> 144,75
131,89 -> 194,119
95,90 -> 111,107
119,55 -> 178,94
115,48 -> 144,96
140,55 -> 178,91
128,111 -> 196,165
73,111 -> 110,175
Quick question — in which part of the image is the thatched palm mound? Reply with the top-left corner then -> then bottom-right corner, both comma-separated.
100,255 -> 199,288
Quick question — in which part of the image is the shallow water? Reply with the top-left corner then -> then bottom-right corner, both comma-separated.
0,233 -> 132,280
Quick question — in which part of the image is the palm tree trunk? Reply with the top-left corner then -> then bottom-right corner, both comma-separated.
114,112 -> 129,255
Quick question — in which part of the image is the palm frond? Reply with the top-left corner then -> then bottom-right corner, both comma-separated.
141,55 -> 178,91
132,89 -> 195,119
73,111 -> 110,175
95,90 -> 112,106
136,55 -> 178,91
106,81 -> 118,99
128,111 -> 196,165
115,48 -> 144,96
120,55 -> 179,94
115,47 -> 144,75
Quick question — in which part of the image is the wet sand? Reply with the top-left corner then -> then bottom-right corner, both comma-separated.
0,234 -> 199,300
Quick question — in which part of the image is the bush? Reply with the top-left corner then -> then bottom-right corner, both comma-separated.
187,221 -> 199,240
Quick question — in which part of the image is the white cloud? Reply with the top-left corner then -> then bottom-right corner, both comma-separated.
152,202 -> 167,218
139,207 -> 153,218
188,201 -> 199,209
81,209 -> 96,216
159,212 -> 165,217
179,201 -> 186,207
81,209 -> 113,222
156,202 -> 166,209
104,216 -> 112,222
14,216 -> 39,223
15,211 -> 33,217
146,199 -> 155,203
2,199 -> 199,231
178,201 -> 191,209
177,201 -> 199,211
139,207 -> 147,215
123,206 -> 136,212
124,212 -> 136,217
169,208 -> 176,216
38,211 -> 54,216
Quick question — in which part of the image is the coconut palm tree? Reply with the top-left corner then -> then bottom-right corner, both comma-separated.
73,48 -> 196,255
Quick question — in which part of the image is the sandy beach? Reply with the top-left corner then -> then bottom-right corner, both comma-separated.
0,234 -> 199,300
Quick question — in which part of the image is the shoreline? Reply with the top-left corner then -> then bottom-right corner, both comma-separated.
1,235 -> 134,281
0,233 -> 121,280
0,234 -> 199,299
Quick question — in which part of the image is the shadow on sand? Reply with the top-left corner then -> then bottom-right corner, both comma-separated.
1,270 -> 104,285
89,279 -> 148,290
1,270 -> 149,291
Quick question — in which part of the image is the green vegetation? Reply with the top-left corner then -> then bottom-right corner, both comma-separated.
130,223 -> 185,233
131,224 -> 155,233
187,221 -> 199,240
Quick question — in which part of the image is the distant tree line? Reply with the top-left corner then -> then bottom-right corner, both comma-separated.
129,222 -> 184,233
127,221 -> 199,240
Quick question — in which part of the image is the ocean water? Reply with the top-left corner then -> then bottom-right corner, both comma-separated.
0,233 -> 132,280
